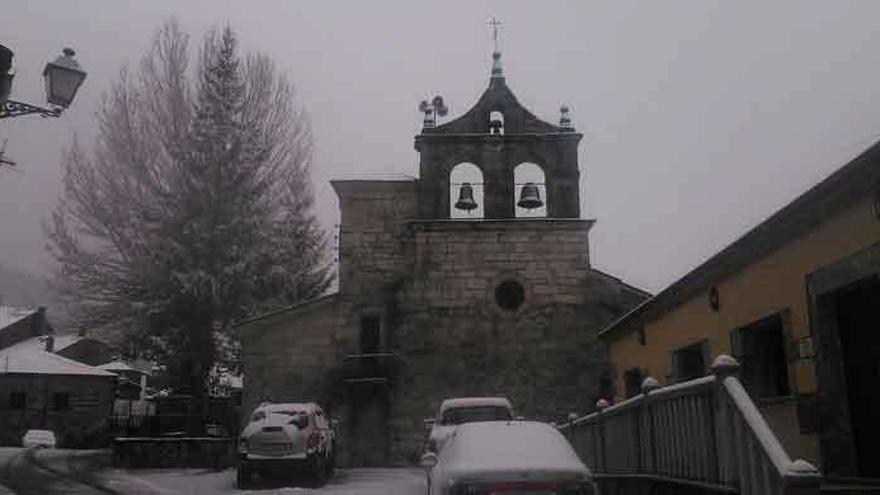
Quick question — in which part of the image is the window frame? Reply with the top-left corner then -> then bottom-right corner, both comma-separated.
731,310 -> 793,400
623,367 -> 644,398
9,391 -> 26,410
670,340 -> 709,383
52,391 -> 71,412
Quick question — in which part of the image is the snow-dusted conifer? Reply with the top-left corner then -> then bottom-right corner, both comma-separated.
48,22 -> 331,430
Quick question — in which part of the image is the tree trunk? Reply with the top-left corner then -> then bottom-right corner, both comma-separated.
186,321 -> 213,436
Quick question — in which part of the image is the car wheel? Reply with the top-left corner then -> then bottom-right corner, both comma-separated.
309,454 -> 327,486
325,445 -> 336,477
236,467 -> 252,489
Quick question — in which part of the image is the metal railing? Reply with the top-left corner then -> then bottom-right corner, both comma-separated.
559,355 -> 821,495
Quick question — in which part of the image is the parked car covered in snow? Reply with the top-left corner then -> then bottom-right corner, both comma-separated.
237,402 -> 336,488
22,429 -> 56,448
421,421 -> 597,495
424,397 -> 514,453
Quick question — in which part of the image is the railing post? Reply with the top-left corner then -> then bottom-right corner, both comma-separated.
596,398 -> 609,474
710,355 -> 739,485
783,459 -> 821,495
641,377 -> 659,475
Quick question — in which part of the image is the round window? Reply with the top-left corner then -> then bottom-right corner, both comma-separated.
494,280 -> 525,312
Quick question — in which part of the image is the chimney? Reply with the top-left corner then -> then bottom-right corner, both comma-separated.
31,306 -> 47,336
44,335 -> 54,353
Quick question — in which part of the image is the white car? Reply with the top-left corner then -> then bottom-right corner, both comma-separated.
237,402 -> 336,488
425,397 -> 514,453
421,421 -> 597,495
22,429 -> 56,449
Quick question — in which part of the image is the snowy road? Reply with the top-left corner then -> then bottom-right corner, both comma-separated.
106,467 -> 427,494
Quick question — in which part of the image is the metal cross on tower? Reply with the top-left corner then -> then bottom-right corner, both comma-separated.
487,17 -> 502,52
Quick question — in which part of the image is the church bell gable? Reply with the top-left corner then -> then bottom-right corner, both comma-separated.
415,51 -> 584,220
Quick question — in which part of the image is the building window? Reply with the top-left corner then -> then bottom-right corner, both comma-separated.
495,280 -> 525,311
623,368 -> 644,398
9,392 -> 26,410
671,341 -> 706,382
598,372 -> 613,400
360,315 -> 381,354
733,313 -> 791,399
52,392 -> 70,411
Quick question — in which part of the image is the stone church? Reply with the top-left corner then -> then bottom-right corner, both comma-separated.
237,50 -> 648,466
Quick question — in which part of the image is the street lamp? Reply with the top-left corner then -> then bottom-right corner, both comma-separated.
0,45 -> 87,119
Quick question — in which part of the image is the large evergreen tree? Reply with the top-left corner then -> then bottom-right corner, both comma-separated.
49,22 -> 331,428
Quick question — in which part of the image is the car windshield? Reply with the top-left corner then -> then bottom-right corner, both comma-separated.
272,410 -> 306,417
441,406 -> 512,425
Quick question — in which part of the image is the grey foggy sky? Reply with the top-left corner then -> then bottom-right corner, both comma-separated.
1,1 -> 879,294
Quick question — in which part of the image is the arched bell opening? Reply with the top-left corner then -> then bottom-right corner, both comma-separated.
489,111 -> 505,135
514,162 -> 547,218
449,162 -> 484,219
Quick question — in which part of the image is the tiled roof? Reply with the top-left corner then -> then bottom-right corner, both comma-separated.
0,306 -> 37,330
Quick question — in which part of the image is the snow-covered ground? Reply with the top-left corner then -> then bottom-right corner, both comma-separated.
106,467 -> 427,494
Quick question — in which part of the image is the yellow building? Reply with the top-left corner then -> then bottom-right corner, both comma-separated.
599,141 -> 880,479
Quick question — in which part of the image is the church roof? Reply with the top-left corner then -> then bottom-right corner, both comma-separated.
233,292 -> 340,330
332,174 -> 417,182
422,51 -> 569,136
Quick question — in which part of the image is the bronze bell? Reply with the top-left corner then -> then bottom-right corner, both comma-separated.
517,182 -> 543,209
454,182 -> 478,211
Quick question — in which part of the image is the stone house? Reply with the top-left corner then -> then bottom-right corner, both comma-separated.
237,50 -> 647,466
0,342 -> 116,446
0,307 -> 118,447
599,140 -> 880,478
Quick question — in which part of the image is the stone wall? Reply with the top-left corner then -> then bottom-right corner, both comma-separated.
111,437 -> 232,468
379,219 -> 643,463
407,220 -> 593,309
332,179 -> 418,305
239,296 -> 350,417
239,184 -> 649,467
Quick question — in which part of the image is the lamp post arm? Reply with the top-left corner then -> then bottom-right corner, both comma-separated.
0,99 -> 61,119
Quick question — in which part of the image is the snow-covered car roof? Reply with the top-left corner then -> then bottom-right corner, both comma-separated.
439,421 -> 590,480
254,402 -> 320,413
438,397 -> 512,415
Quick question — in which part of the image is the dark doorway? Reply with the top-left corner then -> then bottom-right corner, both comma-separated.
360,316 -> 381,354
347,385 -> 389,466
834,276 -> 880,478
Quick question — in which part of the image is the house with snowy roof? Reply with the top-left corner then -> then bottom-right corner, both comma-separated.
0,307 -> 118,446
0,340 -> 116,446
0,305 -> 52,350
